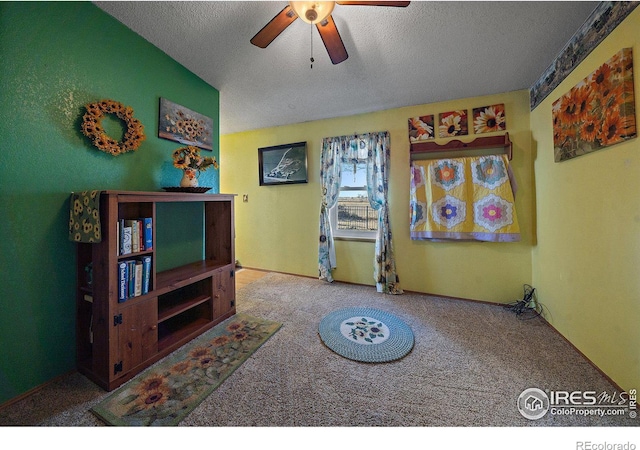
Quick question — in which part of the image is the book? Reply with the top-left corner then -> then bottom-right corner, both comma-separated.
118,261 -> 128,302
134,260 -> 143,297
127,260 -> 135,298
118,219 -> 124,255
121,225 -> 132,255
138,221 -> 144,251
141,255 -> 151,295
125,220 -> 139,253
133,220 -> 140,253
142,217 -> 153,250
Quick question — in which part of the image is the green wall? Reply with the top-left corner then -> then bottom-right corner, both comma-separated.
0,2 -> 220,405
530,8 -> 640,391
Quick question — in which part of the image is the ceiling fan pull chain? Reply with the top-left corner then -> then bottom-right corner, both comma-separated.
310,23 -> 315,69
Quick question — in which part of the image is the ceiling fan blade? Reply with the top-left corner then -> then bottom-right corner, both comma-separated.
250,5 -> 298,48
336,1 -> 410,6
316,15 -> 348,65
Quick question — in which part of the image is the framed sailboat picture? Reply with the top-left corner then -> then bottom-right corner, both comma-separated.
258,142 -> 308,186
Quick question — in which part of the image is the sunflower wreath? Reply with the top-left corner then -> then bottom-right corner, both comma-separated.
80,99 -> 146,156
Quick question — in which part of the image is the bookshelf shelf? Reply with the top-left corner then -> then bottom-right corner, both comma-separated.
156,260 -> 228,291
158,294 -> 211,323
74,190 -> 236,391
158,317 -> 211,352
117,249 -> 153,260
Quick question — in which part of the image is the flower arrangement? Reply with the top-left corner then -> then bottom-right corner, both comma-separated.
172,145 -> 219,183
81,99 -> 145,156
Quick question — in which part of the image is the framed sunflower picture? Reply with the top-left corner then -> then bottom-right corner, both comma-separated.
552,47 -> 636,162
473,104 -> 506,134
438,110 -> 468,138
408,115 -> 435,143
158,98 -> 214,151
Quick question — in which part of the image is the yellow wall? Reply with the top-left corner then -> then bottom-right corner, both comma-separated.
221,89 -> 533,303
221,9 -> 640,390
530,8 -> 640,391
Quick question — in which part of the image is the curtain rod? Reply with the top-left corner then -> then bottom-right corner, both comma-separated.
323,130 -> 389,141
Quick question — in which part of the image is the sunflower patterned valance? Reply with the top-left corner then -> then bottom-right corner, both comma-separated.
410,154 -> 520,242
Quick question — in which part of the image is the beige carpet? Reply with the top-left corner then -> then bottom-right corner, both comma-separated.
0,272 -> 634,427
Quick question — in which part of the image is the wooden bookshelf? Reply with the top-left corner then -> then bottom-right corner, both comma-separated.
74,191 -> 236,391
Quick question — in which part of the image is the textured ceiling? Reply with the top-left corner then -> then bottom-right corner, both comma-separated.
94,1 -> 598,134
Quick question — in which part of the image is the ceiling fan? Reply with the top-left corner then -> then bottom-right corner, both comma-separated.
250,1 -> 410,65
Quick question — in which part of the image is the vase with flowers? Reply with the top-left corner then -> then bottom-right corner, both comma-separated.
172,145 -> 219,188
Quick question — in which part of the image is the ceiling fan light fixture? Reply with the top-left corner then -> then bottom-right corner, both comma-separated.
289,1 -> 335,24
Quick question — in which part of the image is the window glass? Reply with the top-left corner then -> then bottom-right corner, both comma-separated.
331,161 -> 377,239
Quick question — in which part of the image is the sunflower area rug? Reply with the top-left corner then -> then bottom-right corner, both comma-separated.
91,314 -> 282,426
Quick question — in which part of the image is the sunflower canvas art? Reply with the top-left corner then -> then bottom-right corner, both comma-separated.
473,104 -> 506,134
552,48 -> 636,162
438,110 -> 468,138
408,115 -> 435,142
158,98 -> 214,151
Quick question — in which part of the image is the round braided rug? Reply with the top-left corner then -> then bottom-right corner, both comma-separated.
318,307 -> 414,363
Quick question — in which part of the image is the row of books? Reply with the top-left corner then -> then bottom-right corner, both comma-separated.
118,256 -> 152,302
118,218 -> 153,255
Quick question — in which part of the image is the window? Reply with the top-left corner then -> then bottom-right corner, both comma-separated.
330,160 -> 378,240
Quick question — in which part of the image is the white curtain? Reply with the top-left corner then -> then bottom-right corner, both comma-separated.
318,131 -> 402,294
318,136 -> 348,282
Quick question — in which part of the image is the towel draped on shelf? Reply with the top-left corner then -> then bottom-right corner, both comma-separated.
69,190 -> 102,243
410,154 -> 520,242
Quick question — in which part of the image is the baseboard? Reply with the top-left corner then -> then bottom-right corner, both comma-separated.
536,314 -> 624,392
240,268 -> 624,391
241,266 -> 507,306
238,266 -> 316,280
0,369 -> 77,412
2,274 -> 624,411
